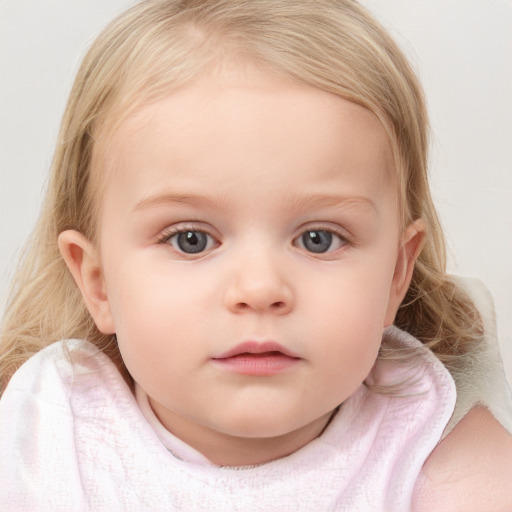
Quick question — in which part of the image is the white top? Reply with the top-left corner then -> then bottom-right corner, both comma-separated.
0,326 -> 456,511
135,384 -> 214,466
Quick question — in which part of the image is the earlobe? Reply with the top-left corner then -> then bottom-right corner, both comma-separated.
384,219 -> 426,326
58,230 -> 116,334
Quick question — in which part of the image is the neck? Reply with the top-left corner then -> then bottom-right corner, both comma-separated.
149,399 -> 335,467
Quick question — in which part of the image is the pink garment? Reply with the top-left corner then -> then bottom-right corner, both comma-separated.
0,326 -> 455,511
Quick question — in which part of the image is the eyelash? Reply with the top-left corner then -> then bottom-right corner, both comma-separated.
157,225 -> 219,254
293,226 -> 350,255
156,224 -> 351,256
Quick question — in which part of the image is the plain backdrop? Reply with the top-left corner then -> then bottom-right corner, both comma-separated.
1,0 -> 511,384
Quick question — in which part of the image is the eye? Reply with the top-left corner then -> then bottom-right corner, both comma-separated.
296,229 -> 346,254
167,230 -> 216,254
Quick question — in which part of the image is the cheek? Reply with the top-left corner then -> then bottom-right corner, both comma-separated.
105,250 -> 206,319
305,264 -> 394,385
319,307 -> 382,376
314,259 -> 395,332
102,259 -> 210,373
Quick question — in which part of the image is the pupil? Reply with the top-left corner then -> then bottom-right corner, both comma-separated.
303,230 -> 332,253
177,231 -> 207,253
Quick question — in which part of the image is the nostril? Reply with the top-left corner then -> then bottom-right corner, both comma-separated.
225,282 -> 294,314
234,301 -> 287,312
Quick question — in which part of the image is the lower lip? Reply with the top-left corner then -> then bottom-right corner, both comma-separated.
212,352 -> 301,376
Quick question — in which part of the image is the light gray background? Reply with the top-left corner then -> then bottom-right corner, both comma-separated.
1,0 -> 511,383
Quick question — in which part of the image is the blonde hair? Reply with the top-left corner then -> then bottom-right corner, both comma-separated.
0,0 -> 482,391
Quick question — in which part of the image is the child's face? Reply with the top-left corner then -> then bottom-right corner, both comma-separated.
64,66 -> 421,464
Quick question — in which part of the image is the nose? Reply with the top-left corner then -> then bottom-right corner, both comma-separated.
223,253 -> 294,315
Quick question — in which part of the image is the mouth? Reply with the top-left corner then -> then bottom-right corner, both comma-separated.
212,341 -> 302,376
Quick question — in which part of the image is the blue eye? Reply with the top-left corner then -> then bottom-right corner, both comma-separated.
298,230 -> 344,253
169,230 -> 214,254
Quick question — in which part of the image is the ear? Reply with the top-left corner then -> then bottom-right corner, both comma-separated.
384,219 -> 426,327
58,230 -> 115,334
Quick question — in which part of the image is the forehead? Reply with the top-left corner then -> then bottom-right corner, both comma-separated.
98,67 -> 395,219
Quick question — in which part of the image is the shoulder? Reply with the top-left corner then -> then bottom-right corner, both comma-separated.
0,340 -> 95,507
0,338 -> 122,420
1,339 -> 96,397
412,406 -> 512,511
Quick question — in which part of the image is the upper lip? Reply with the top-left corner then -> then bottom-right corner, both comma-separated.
213,341 -> 301,359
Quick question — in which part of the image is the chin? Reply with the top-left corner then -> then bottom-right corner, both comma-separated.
214,412 -> 296,439
219,409 -> 327,442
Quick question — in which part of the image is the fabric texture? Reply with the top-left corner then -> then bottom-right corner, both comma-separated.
0,326 -> 456,511
443,275 -> 512,436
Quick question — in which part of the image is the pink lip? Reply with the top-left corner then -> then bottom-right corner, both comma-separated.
214,341 -> 300,359
212,341 -> 301,376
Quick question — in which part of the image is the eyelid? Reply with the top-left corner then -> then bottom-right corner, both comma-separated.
292,223 -> 352,254
294,223 -> 351,242
155,221 -> 352,257
157,223 -> 221,253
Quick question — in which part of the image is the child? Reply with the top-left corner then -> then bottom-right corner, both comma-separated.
0,0 -> 511,510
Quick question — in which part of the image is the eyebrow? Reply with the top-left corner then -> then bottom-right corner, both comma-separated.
287,192 -> 378,214
133,191 -> 377,214
133,192 -> 226,212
